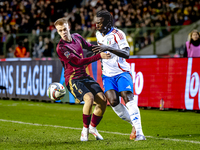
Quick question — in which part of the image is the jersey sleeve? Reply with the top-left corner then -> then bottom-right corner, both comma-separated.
57,45 -> 101,67
114,30 -> 130,49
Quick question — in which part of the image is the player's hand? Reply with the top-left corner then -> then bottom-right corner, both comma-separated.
97,42 -> 103,45
92,44 -> 108,53
100,52 -> 111,59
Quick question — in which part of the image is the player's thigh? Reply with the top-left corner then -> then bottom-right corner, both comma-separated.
105,89 -> 119,107
117,72 -> 134,93
102,75 -> 118,93
67,78 -> 92,103
84,76 -> 104,97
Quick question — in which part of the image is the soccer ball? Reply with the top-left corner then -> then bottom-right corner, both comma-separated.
47,82 -> 66,100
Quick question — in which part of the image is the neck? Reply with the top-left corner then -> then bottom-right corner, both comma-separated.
191,39 -> 200,46
101,31 -> 107,37
67,37 -> 72,42
104,27 -> 114,36
64,36 -> 72,42
101,29 -> 111,37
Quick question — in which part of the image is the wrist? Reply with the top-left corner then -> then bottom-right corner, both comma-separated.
97,53 -> 101,59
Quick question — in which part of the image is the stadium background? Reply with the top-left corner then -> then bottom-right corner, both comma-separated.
0,0 -> 200,111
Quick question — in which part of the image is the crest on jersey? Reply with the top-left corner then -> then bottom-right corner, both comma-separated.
78,89 -> 83,94
64,51 -> 70,58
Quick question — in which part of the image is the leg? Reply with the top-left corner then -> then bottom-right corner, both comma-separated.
121,91 -> 146,141
93,92 -> 107,116
79,77 -> 107,140
67,77 -> 102,141
105,90 -> 133,126
80,92 -> 94,141
89,92 -> 107,140
83,92 -> 94,115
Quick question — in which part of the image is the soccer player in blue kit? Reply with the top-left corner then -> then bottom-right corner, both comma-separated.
54,18 -> 111,141
92,10 -> 146,141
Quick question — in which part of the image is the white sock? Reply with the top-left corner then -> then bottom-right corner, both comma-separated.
112,103 -> 133,126
89,124 -> 95,130
83,126 -> 89,130
126,100 -> 144,136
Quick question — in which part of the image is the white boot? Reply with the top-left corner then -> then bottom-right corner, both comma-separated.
89,125 -> 103,140
80,127 -> 89,141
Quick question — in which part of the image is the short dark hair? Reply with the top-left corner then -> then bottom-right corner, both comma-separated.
96,10 -> 113,27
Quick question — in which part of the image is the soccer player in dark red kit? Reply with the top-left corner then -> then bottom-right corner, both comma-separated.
54,18 -> 111,141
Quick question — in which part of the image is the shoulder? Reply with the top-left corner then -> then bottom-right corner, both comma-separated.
56,40 -> 68,53
186,41 -> 189,45
96,31 -> 101,36
72,33 -> 80,36
72,33 -> 82,39
112,28 -> 125,34
72,33 -> 86,43
56,39 -> 63,49
111,28 -> 126,40
96,31 -> 102,38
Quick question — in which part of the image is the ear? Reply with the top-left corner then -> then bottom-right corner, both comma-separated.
67,23 -> 71,30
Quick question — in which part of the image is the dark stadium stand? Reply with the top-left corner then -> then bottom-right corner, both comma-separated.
0,0 -> 200,58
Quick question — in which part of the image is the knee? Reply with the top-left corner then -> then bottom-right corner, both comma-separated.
95,92 -> 107,106
121,91 -> 133,104
109,98 -> 119,107
97,93 -> 107,102
122,96 -> 129,104
102,97 -> 107,106
83,92 -> 94,105
106,95 -> 119,107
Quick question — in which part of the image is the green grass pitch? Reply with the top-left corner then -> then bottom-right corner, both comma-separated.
0,100 -> 199,150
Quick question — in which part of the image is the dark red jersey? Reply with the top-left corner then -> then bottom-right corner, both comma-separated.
56,33 -> 101,85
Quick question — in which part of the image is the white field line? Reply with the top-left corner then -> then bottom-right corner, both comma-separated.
0,119 -> 200,144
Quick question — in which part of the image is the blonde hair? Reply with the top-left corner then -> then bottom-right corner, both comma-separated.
188,30 -> 200,48
54,18 -> 68,26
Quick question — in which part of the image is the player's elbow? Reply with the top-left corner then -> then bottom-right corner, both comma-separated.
119,53 -> 129,59
124,54 -> 129,59
122,48 -> 130,59
123,52 -> 129,59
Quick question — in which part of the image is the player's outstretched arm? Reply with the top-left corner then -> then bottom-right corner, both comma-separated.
92,44 -> 130,59
69,52 -> 111,67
